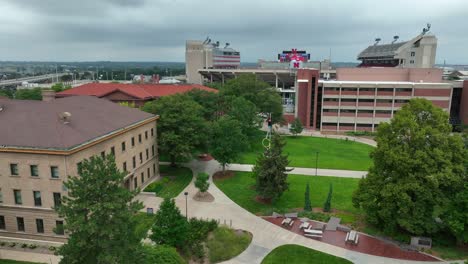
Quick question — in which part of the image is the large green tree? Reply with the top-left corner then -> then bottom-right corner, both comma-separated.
220,74 -> 283,123
353,98 -> 467,237
185,89 -> 221,121
15,88 -> 42,100
150,198 -> 188,248
56,155 -> 144,264
226,96 -> 262,140
253,133 -> 291,201
142,94 -> 206,166
209,116 -> 247,173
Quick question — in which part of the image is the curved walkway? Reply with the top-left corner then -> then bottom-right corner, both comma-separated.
137,159 -> 455,264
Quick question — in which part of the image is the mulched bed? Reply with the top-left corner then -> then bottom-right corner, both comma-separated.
193,191 -> 215,202
213,170 -> 235,180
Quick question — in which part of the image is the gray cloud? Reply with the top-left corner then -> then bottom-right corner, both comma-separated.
0,0 -> 467,63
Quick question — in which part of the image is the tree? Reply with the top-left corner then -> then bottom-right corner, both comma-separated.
51,82 -> 72,93
290,118 -> 304,136
220,74 -> 283,123
185,89 -> 221,121
353,98 -> 467,237
253,133 -> 291,201
195,172 -> 210,194
209,116 -> 247,173
56,155 -> 144,264
304,182 -> 312,211
140,245 -> 185,264
323,184 -> 333,212
15,88 -> 42,100
150,198 -> 188,248
226,96 -> 262,141
142,94 -> 206,166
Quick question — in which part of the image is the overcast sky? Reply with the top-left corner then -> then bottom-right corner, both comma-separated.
1,0 -> 467,64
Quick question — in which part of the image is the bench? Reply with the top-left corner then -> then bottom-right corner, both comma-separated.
304,233 -> 323,238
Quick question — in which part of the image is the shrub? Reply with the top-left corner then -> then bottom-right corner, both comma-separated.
28,244 -> 38,249
345,131 -> 376,137
183,218 -> 218,260
298,211 -> 331,222
141,245 -> 185,264
207,227 -> 252,263
0,241 -> 5,246
9,242 -> 16,247
21,243 -> 28,248
195,172 -> 210,193
48,246 -> 57,251
145,177 -> 170,193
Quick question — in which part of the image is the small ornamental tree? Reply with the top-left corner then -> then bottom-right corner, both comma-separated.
323,184 -> 333,212
253,133 -> 291,201
195,172 -> 210,195
150,198 -> 188,248
290,118 -> 304,136
56,155 -> 144,264
304,182 -> 312,211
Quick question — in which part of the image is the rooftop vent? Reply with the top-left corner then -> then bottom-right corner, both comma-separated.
59,112 -> 72,124
374,38 -> 381,46
0,104 -> 4,112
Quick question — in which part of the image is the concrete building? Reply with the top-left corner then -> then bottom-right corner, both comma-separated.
0,95 -> 159,242
186,39 -> 240,84
357,28 -> 437,68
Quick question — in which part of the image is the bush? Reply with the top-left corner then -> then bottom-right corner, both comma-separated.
9,242 -> 16,247
345,131 -> 376,137
0,241 -> 5,246
28,244 -> 38,249
195,172 -> 210,193
21,243 -> 28,248
298,211 -> 331,222
184,218 -> 218,260
141,245 -> 186,264
145,177 -> 170,193
48,246 -> 57,251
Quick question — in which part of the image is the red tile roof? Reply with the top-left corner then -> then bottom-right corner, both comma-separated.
57,82 -> 217,99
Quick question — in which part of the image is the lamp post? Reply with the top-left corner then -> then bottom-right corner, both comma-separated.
315,151 -> 319,177
184,192 -> 188,220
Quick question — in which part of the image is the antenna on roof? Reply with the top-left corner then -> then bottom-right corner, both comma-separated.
392,35 -> 399,44
203,36 -> 209,44
374,38 -> 381,46
422,23 -> 431,35
224,43 -> 230,48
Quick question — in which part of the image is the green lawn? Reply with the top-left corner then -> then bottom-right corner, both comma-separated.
214,171 -> 360,215
144,165 -> 193,198
207,226 -> 252,263
261,244 -> 353,264
134,212 -> 156,239
236,135 -> 374,171
0,260 -> 44,264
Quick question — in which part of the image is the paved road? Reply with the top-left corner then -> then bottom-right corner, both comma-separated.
138,159 -> 453,264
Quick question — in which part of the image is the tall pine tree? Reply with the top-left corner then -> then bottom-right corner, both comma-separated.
304,182 -> 312,211
323,184 -> 333,212
56,155 -> 144,264
253,133 -> 291,201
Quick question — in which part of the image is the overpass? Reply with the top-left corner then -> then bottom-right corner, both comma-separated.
0,73 -> 68,87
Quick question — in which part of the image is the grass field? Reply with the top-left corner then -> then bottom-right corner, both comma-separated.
214,171 -> 360,215
235,135 -> 374,171
207,226 -> 252,263
144,165 -> 193,198
261,244 -> 353,264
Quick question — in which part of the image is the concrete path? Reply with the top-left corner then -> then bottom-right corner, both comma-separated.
137,159 -> 455,264
227,163 -> 367,178
0,249 -> 60,263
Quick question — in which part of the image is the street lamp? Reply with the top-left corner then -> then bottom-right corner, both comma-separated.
315,151 -> 319,177
184,192 -> 188,220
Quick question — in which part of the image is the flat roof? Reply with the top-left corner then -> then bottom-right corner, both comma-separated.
321,80 -> 452,85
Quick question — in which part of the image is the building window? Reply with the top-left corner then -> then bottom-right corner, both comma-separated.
145,131 -> 148,140
110,146 -> 115,157
410,51 -> 415,57
17,217 -> 25,232
138,134 -> 142,143
10,164 -> 19,176
0,190 -> 3,203
131,137 -> 135,147
151,128 -> 154,137
132,156 -> 136,169
410,60 -> 414,64
123,162 -> 127,172
101,151 -> 105,158
153,163 -> 156,176
33,191 -> 42,207
121,141 -> 126,152
139,152 -> 143,164
30,165 -> 39,177
146,149 -> 149,160
147,168 -> 150,179
50,166 -> 59,178
14,190 -> 22,205
134,178 -> 138,189
141,172 -> 144,184
55,221 -> 64,235
53,192 -> 61,208
152,145 -> 155,157
36,219 -> 44,233
0,216 -> 5,230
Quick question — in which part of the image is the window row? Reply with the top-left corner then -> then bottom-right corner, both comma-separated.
323,109 -> 395,115
120,128 -> 155,153
122,145 -> 156,173
132,163 -> 157,190
323,98 -> 409,104
324,87 -> 412,92
0,215 -> 64,235
8,164 -> 59,178
0,189 -> 61,207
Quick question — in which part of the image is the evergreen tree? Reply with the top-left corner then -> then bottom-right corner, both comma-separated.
323,184 -> 333,212
253,133 -> 291,201
304,182 -> 312,211
150,198 -> 188,248
56,155 -> 144,264
290,118 -> 304,137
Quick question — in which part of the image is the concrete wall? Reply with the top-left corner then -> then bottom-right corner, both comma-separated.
336,68 -> 443,82
186,41 -> 205,85
0,119 -> 158,242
